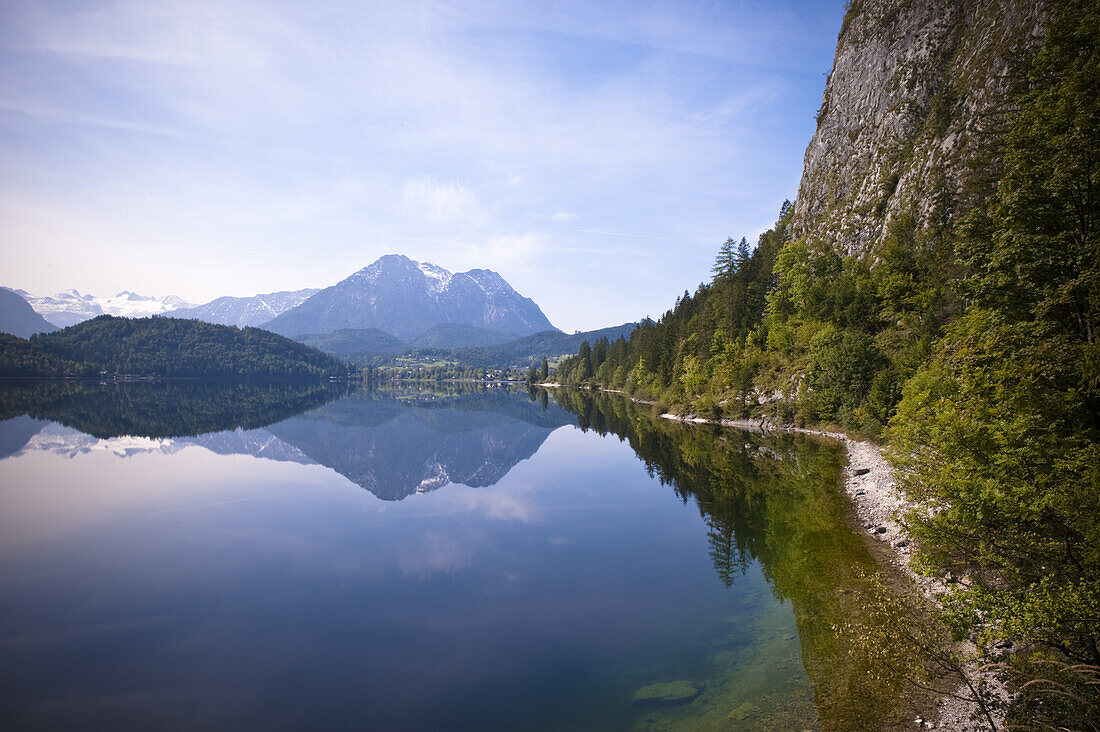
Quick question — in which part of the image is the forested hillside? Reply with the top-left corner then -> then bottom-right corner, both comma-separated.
0,316 -> 350,379
405,322 -> 639,370
555,1 -> 1098,727
0,379 -> 350,438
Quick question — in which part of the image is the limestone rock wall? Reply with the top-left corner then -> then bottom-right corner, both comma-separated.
789,0 -> 1052,255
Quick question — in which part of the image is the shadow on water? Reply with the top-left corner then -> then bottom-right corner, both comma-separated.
0,379 -> 353,440
550,388 -> 923,732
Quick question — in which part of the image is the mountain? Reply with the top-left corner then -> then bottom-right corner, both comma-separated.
409,323 -> 516,350
263,390 -> 572,500
295,328 -> 409,362
163,288 -> 319,327
0,316 -> 349,379
18,289 -> 193,328
788,0 -> 1050,255
294,322 -> 636,368
0,415 -> 50,460
263,255 -> 556,340
0,288 -> 59,337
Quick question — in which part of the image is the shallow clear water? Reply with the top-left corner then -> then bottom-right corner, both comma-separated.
0,382 -> 912,730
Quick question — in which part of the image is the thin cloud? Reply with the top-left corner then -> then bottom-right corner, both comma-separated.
0,101 -> 186,137
542,245 -> 626,255
574,228 -> 668,240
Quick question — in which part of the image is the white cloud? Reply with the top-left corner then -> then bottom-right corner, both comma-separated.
551,211 -> 576,222
407,233 -> 547,274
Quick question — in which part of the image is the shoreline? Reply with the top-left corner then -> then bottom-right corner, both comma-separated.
657,411 -> 1002,731
538,385 -> 1000,730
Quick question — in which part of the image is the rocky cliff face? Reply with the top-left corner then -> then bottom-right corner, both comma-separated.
789,0 -> 1052,255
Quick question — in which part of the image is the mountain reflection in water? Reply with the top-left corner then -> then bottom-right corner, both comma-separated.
0,380 -> 574,500
0,380 -> 922,730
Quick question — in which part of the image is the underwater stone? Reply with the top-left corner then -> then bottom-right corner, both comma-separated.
632,681 -> 701,706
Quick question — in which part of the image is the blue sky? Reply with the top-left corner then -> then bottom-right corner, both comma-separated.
0,0 -> 844,332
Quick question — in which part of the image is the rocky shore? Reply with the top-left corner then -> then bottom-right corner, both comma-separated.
658,413 -> 1004,731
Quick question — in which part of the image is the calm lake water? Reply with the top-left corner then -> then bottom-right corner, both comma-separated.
0,381 -> 914,730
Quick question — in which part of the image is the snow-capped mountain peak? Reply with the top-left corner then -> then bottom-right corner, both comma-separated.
19,289 -> 193,328
264,254 -> 557,341
418,262 -> 453,291
162,288 -> 320,328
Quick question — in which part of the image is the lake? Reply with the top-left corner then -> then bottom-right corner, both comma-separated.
0,381 -> 918,730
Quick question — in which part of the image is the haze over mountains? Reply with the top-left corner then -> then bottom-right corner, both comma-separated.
7,286 -> 311,331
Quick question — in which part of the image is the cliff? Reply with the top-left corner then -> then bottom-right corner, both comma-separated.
789,0 -> 1052,255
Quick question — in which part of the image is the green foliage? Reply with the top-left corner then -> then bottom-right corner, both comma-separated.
555,201 -> 794,419
0,333 -> 89,376
554,200 -> 946,435
959,0 -> 1100,346
887,4 -> 1100,724
0,316 -> 350,379
891,311 -> 1100,636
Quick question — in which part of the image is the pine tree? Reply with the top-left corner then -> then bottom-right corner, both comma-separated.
735,237 -> 751,271
712,237 -> 742,339
577,340 -> 593,381
712,237 -> 737,284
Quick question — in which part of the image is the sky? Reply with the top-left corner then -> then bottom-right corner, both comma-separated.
0,0 -> 845,333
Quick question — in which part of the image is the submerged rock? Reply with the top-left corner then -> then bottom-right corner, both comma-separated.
632,681 -> 701,706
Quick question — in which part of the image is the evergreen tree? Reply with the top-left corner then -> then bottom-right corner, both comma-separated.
712,237 -> 737,283
712,239 -> 739,339
576,340 -> 593,381
735,237 -> 751,271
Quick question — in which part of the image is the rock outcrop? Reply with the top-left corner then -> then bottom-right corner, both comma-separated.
789,0 -> 1052,255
